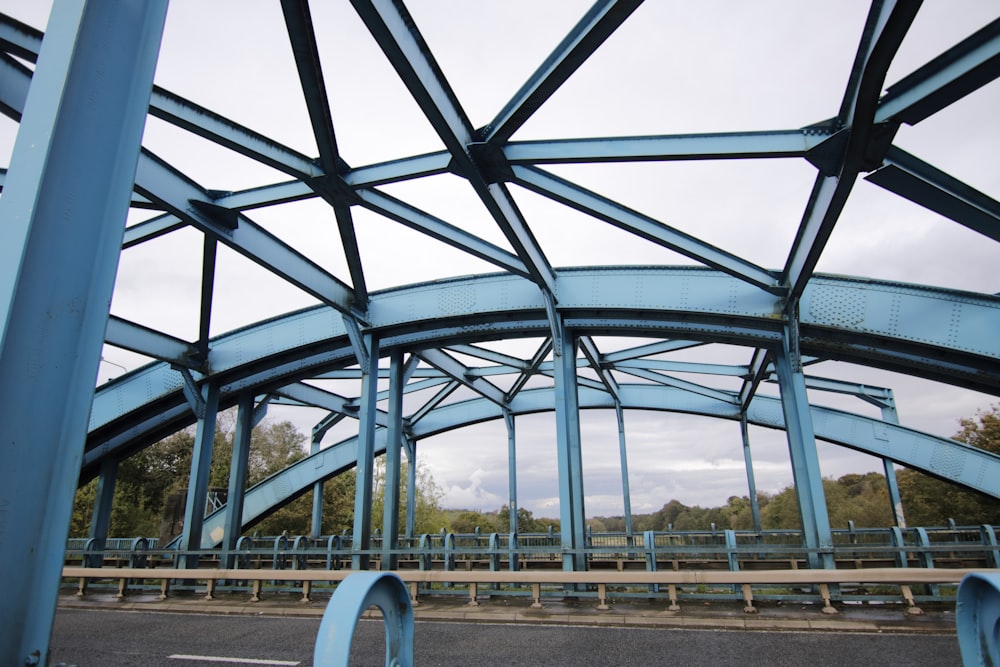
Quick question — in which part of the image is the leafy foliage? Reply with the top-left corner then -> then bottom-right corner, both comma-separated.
72,405 -> 1000,539
70,411 -> 310,538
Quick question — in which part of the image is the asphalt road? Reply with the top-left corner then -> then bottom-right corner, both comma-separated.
50,608 -> 962,666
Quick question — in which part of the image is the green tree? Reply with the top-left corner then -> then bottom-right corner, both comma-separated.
498,505 -> 553,533
70,413 -> 311,539
371,457 -> 451,535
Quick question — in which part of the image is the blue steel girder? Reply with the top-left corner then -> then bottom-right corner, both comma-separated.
104,316 -> 201,370
481,0 -> 643,144
78,268 -> 1000,539
782,1 -> 920,306
865,146 -> 1000,242
579,335 -> 621,403
349,0 -> 558,297
512,165 -> 782,293
280,0 -> 369,302
0,12 -> 324,181
505,337 -> 553,403
193,386 -> 1000,548
353,188 -> 530,277
0,51 -> 370,316
0,2 -> 168,662
738,348 -> 772,412
86,269 -> 1000,458
503,130 -> 832,164
274,382 -> 391,429
132,151 -> 358,314
416,347 -> 508,407
874,16 -> 1000,127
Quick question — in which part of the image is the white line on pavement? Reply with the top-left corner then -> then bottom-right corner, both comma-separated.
168,655 -> 300,666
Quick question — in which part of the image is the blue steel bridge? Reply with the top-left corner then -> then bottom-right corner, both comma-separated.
1,0 -> 1000,663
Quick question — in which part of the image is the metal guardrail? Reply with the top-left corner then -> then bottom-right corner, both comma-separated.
64,524 -> 1000,607
63,564 -> 991,616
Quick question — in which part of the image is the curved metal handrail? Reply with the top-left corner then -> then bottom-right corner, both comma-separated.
313,572 -> 414,667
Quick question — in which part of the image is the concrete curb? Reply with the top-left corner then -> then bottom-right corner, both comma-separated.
58,591 -> 958,635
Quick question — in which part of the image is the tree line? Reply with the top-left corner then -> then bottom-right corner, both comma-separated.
72,405 -> 1000,539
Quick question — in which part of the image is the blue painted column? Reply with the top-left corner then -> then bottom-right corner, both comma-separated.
179,382 -> 220,567
404,438 -> 416,538
351,334 -> 380,570
222,394 -> 254,567
309,412 -> 342,538
88,457 -> 119,551
739,413 -> 763,533
503,408 -> 519,535
382,350 -> 404,570
553,326 -> 587,571
614,402 -> 634,537
879,403 -> 907,528
0,1 -> 168,663
774,324 -> 834,569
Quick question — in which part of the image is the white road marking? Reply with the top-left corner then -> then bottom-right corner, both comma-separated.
168,655 -> 300,666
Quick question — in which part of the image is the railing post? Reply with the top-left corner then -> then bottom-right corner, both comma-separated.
982,525 -> 1000,569
509,532 -> 520,572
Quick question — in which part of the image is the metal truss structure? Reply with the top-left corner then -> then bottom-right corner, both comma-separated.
1,0 -> 999,662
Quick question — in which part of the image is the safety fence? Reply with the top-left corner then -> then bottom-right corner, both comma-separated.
63,523 -> 1000,609
65,522 -> 1000,574
63,564 -> 990,614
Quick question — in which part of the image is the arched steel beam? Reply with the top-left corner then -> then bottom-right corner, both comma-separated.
193,385 -> 1000,548
87,269 -> 1000,470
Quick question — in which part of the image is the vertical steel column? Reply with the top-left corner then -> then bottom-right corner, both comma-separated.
0,1 -> 167,663
739,413 -> 763,533
351,334 -> 380,570
880,403 -> 907,528
179,382 -> 220,568
222,393 -> 254,567
88,457 -> 119,549
614,402 -> 634,537
503,408 -> 519,535
310,450 -> 324,539
404,438 -> 416,538
381,350 -> 404,570
309,413 -> 342,539
774,325 -> 834,569
553,325 -> 586,571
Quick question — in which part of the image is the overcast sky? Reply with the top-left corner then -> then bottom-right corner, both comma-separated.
2,1 -> 998,520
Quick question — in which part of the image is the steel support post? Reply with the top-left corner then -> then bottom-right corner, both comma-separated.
310,472 -> 324,538
739,413 -> 763,533
880,404 -> 907,528
553,326 -> 587,571
774,325 -> 834,569
223,393 -> 254,567
0,1 -> 167,663
381,350 -> 404,570
351,334 -> 380,570
179,382 -> 220,568
309,413 -> 341,539
615,402 -> 634,537
404,439 -> 416,538
88,457 -> 119,552
503,408 -> 519,535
